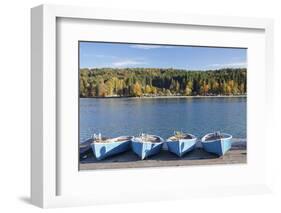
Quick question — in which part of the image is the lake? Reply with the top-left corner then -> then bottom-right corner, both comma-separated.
79,97 -> 246,143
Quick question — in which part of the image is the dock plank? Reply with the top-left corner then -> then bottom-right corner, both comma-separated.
79,147 -> 247,170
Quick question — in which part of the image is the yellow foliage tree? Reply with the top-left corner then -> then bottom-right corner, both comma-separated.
226,85 -> 232,95
133,82 -> 142,97
97,82 -> 107,97
144,85 -> 152,94
105,80 -> 114,96
151,86 -> 157,95
203,83 -> 209,95
184,81 -> 193,96
212,81 -> 219,93
239,83 -> 245,94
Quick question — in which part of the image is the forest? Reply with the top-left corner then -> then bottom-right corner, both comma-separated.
79,68 -> 247,97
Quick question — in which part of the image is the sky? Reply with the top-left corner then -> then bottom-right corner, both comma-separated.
79,42 -> 247,70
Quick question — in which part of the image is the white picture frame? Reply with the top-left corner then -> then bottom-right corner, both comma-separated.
31,4 -> 274,208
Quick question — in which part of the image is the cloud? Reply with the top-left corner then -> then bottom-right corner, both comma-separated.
207,62 -> 246,68
130,44 -> 172,50
112,60 -> 147,67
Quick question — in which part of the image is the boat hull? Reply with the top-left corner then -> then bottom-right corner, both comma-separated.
167,138 -> 197,157
131,140 -> 163,160
201,134 -> 232,156
91,139 -> 131,160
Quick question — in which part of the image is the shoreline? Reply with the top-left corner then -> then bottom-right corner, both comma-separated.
80,95 -> 247,99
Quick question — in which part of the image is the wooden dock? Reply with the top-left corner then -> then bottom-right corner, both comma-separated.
79,139 -> 247,170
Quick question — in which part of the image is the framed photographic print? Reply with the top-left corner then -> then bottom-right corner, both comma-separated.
78,41 -> 247,170
31,4 -> 274,208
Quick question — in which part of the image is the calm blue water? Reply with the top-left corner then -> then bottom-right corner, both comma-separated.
79,97 -> 246,143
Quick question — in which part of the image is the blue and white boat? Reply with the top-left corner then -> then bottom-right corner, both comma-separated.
90,134 -> 132,160
201,132 -> 232,156
131,134 -> 164,160
166,132 -> 197,157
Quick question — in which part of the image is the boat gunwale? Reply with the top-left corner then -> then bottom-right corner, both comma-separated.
91,136 -> 132,144
131,134 -> 164,144
166,133 -> 197,143
201,132 -> 232,143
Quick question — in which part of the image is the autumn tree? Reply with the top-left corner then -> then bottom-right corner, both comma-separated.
165,89 -> 172,96
105,80 -> 114,96
144,85 -> 152,94
212,81 -> 220,94
228,80 -> 235,94
239,83 -> 245,94
97,81 -> 107,97
175,81 -> 180,93
184,81 -> 193,96
80,78 -> 86,97
203,83 -> 209,95
132,82 -> 142,97
151,86 -> 157,95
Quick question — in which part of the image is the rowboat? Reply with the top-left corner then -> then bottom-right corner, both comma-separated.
90,134 -> 132,160
201,132 -> 232,156
166,132 -> 197,157
131,134 -> 164,160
